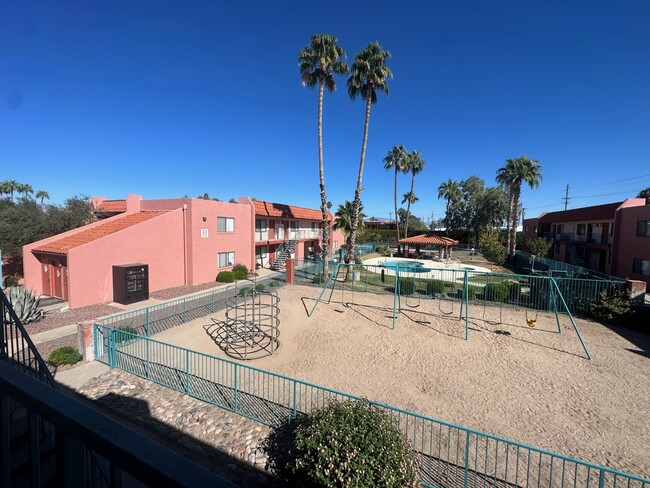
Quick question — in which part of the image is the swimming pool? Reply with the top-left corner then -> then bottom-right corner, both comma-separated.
383,260 -> 431,273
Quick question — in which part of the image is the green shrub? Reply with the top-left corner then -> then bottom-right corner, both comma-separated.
484,283 -> 510,303
48,346 -> 82,366
290,399 -> 417,487
480,233 -> 507,265
425,279 -> 445,295
589,289 -> 634,325
232,263 -> 249,280
216,271 -> 235,283
269,279 -> 280,288
312,273 -> 324,285
458,285 -> 477,300
239,287 -> 252,297
255,284 -> 266,292
115,325 -> 138,343
3,275 -> 19,288
399,277 -> 416,295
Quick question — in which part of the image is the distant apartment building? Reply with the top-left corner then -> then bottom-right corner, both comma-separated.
523,198 -> 649,287
363,219 -> 397,230
23,195 -> 344,309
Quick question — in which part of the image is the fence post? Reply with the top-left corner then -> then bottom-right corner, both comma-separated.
183,300 -> 187,323
598,469 -> 605,488
464,271 -> 469,340
185,349 -> 191,394
108,329 -> 116,369
463,430 -> 471,488
233,363 -> 239,413
145,308 -> 150,337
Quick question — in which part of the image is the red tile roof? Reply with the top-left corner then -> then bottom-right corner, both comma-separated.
33,211 -> 168,255
252,200 -> 331,221
399,234 -> 458,246
95,200 -> 127,213
538,202 -> 623,224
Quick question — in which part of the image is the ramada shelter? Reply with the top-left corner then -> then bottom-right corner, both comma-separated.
23,195 -> 344,309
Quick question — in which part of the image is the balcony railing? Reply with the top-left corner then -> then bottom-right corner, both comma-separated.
288,228 -> 321,240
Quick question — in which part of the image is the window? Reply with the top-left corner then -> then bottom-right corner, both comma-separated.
217,217 -> 234,232
576,224 -> 586,236
632,258 -> 650,276
636,220 -> 650,237
218,252 -> 235,268
255,219 -> 268,231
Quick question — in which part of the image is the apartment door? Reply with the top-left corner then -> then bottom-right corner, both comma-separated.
41,263 -> 52,296
276,222 -> 284,241
51,260 -> 63,298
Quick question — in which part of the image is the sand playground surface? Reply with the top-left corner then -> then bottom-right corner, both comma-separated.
152,284 -> 650,477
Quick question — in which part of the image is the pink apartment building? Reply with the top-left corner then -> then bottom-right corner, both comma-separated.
522,198 -> 650,288
23,195 -> 344,309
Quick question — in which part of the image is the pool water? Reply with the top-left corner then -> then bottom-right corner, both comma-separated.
383,260 -> 430,273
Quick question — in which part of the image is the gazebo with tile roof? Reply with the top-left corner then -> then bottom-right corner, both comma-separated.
398,233 -> 459,259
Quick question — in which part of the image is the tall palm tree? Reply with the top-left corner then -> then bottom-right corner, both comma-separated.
36,190 -> 50,209
19,183 -> 34,199
299,34 -> 348,277
333,200 -> 366,251
4,179 -> 19,202
401,191 -> 419,236
496,156 -> 542,259
383,145 -> 408,247
345,42 -> 392,265
0,180 -> 11,200
403,150 -> 425,239
437,179 -> 462,235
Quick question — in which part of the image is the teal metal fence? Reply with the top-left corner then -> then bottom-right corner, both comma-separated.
513,251 -> 622,281
93,325 -> 649,488
94,273 -> 287,337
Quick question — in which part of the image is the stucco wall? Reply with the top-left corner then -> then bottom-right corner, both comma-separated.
612,204 -> 650,287
66,210 -> 184,309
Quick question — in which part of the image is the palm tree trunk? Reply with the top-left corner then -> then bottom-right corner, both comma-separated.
504,189 -> 513,254
445,199 -> 450,236
345,93 -> 372,277
394,167 -> 400,254
317,82 -> 330,278
404,173 -> 415,240
509,186 -> 521,259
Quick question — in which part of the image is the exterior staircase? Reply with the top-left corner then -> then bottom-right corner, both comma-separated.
271,239 -> 297,270
566,242 -> 585,266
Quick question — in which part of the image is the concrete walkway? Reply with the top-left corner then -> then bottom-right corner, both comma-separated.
31,324 -> 78,344
53,360 -> 110,390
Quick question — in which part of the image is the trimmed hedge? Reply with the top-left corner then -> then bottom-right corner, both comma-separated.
216,271 -> 235,283
232,263 -> 249,280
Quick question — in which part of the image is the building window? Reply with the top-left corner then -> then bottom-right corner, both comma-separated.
632,258 -> 650,276
576,224 -> 586,236
217,217 -> 234,232
218,252 -> 235,268
636,220 -> 650,237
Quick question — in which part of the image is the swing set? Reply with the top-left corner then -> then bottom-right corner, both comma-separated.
307,263 -> 592,359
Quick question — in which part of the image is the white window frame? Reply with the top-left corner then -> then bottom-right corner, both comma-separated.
217,217 -> 234,232
218,252 -> 235,268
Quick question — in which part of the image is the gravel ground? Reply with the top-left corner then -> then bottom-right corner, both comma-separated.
30,303 -> 123,334
36,333 -> 79,362
150,281 -> 224,301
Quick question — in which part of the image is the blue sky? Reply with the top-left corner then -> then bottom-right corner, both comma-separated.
1,1 -> 649,224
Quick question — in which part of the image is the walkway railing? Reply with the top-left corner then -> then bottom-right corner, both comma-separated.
94,325 -> 650,488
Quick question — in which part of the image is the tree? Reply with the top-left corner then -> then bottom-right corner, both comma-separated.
496,156 -> 542,260
19,183 -> 34,199
479,232 -> 507,266
4,180 -> 20,202
35,190 -> 50,208
638,187 -> 650,204
299,33 -> 348,278
524,237 -> 552,258
0,181 -> 11,200
383,145 -> 408,248
333,200 -> 366,255
437,179 -> 462,235
345,42 -> 392,265
403,150 -> 425,240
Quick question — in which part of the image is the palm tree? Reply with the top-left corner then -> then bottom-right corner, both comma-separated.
401,191 -> 419,236
0,180 -> 11,200
299,34 -> 348,277
496,156 -> 542,259
36,190 -> 50,209
19,183 -> 34,199
345,42 -> 392,264
383,145 -> 408,247
437,179 -> 462,235
637,187 -> 650,204
403,150 -> 425,239
4,179 -> 19,202
334,200 -> 366,254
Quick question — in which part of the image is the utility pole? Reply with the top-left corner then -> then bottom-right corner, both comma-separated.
563,184 -> 570,211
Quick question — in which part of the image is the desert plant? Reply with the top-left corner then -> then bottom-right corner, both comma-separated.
47,346 -> 82,366
589,289 -> 634,325
425,279 -> 445,295
239,287 -> 253,297
399,277 -> 416,295
4,286 -> 43,324
216,271 -> 235,283
290,399 -> 417,487
232,263 -> 249,280
483,282 -> 510,303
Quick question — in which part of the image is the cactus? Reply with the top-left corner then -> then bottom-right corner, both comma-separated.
4,286 -> 44,324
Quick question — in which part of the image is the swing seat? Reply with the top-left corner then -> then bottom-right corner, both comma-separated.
526,319 -> 537,327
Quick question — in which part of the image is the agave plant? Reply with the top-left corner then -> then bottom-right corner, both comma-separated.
5,286 -> 44,324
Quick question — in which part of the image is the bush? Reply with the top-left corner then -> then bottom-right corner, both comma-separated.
239,287 -> 252,297
48,346 -> 82,366
3,275 -> 19,288
480,233 -> 507,266
216,271 -> 235,283
232,263 -> 249,280
484,282 -> 510,303
290,399 -> 417,487
255,284 -> 266,292
589,289 -> 634,325
269,279 -> 280,288
399,277 -> 416,295
458,285 -> 477,300
115,325 -> 138,343
312,273 -> 324,285
524,237 -> 552,259
426,279 -> 445,295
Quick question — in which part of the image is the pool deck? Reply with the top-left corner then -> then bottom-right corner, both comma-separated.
361,256 -> 492,280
